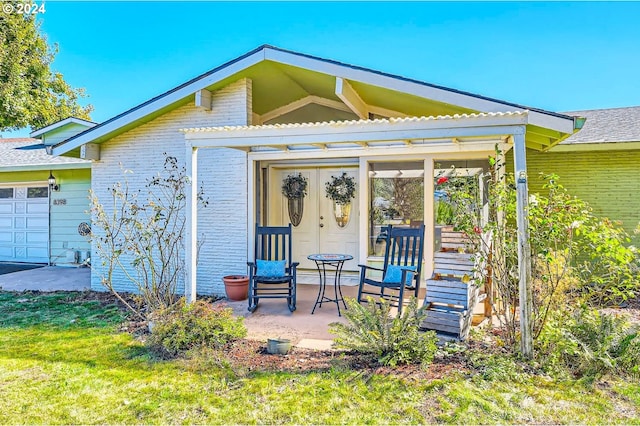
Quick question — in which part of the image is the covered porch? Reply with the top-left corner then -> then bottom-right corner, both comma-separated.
183,110 -> 576,355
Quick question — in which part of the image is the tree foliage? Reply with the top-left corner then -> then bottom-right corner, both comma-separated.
0,11 -> 92,131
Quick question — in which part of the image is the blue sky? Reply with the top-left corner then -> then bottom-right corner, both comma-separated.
5,1 -> 640,137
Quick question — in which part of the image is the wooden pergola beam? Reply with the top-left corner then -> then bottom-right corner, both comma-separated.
335,77 -> 369,119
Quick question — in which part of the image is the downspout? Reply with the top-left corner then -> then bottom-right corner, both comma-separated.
48,177 -> 52,266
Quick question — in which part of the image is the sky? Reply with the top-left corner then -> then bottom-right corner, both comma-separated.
4,1 -> 640,137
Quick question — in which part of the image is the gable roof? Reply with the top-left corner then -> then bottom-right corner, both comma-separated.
29,117 -> 97,139
0,138 -> 89,172
52,45 -> 579,156
561,106 -> 640,144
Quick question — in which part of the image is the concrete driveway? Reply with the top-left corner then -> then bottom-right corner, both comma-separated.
0,265 -> 90,292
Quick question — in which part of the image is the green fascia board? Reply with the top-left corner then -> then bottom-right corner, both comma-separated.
0,163 -> 91,173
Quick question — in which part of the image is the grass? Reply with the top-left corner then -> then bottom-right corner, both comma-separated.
0,291 -> 638,424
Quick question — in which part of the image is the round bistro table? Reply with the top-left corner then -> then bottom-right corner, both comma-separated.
307,253 -> 353,316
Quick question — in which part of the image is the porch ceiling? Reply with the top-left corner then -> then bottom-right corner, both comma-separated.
182,111 -> 565,155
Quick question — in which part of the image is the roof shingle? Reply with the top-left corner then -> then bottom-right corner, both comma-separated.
562,106 -> 640,144
0,138 -> 89,170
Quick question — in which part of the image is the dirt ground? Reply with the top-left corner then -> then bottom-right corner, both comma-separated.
73,289 -> 640,376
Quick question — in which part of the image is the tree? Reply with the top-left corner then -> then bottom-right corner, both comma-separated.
0,10 -> 92,131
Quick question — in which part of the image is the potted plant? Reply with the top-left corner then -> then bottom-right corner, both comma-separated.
222,275 -> 249,301
281,173 -> 308,226
325,172 -> 356,227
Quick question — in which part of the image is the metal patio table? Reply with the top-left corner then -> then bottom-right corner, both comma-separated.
307,253 -> 353,316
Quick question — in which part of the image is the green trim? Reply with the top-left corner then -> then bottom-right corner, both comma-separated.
0,163 -> 91,173
551,141 -> 640,152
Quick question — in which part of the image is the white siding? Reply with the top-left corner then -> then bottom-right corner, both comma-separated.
91,79 -> 252,296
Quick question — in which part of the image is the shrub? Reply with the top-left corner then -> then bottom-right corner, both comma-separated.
453,154 -> 640,351
575,218 -> 640,307
91,155 -> 208,320
329,297 -> 438,367
536,307 -> 640,379
147,299 -> 246,357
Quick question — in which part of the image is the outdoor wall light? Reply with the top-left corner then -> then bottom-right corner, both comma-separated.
48,171 -> 59,192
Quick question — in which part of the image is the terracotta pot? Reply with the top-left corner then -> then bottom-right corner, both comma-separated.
223,275 -> 249,301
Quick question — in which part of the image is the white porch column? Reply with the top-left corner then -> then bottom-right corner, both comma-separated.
358,157 -> 369,264
512,129 -> 533,358
185,145 -> 199,303
247,157 -> 256,262
423,158 -> 435,282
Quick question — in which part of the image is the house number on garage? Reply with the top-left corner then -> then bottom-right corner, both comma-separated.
53,199 -> 67,205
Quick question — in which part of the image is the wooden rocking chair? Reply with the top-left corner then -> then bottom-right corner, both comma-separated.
247,224 -> 298,313
357,224 -> 425,314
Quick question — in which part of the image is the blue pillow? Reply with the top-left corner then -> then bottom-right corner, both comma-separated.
256,259 -> 286,277
383,265 -> 416,286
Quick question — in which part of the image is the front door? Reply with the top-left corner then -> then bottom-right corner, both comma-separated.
269,167 -> 358,270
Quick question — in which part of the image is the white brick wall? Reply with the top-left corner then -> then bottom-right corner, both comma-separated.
91,79 -> 251,296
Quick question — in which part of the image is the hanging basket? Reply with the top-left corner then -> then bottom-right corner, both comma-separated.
287,197 -> 304,227
332,201 -> 352,228
282,173 -> 308,227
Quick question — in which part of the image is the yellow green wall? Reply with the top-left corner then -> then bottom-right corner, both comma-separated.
508,148 -> 640,243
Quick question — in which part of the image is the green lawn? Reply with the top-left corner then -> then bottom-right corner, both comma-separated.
0,291 -> 638,424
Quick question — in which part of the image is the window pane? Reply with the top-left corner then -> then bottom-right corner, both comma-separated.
0,188 -> 13,198
27,187 -> 48,198
368,162 -> 424,256
434,160 -> 489,226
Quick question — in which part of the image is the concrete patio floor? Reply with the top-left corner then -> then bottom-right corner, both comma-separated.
220,283 -> 360,350
220,283 -> 430,350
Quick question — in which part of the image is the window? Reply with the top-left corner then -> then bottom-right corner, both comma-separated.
27,187 -> 48,198
0,188 -> 13,198
368,161 -> 424,256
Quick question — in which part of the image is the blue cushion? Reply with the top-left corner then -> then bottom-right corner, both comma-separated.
383,265 -> 417,286
256,259 -> 286,277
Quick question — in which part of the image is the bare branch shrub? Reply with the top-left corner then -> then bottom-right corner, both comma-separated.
90,155 -> 207,320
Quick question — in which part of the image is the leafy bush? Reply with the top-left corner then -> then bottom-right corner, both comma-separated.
329,297 -> 438,367
575,218 -> 640,306
147,299 -> 246,357
536,307 -> 640,379
452,153 -> 639,351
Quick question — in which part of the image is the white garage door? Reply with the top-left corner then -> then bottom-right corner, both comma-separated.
0,186 -> 49,263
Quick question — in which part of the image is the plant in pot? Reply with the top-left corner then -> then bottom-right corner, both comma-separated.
281,173 -> 308,226
325,172 -> 356,228
222,275 -> 249,301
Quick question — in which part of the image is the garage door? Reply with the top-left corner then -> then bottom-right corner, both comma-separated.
0,186 -> 49,263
